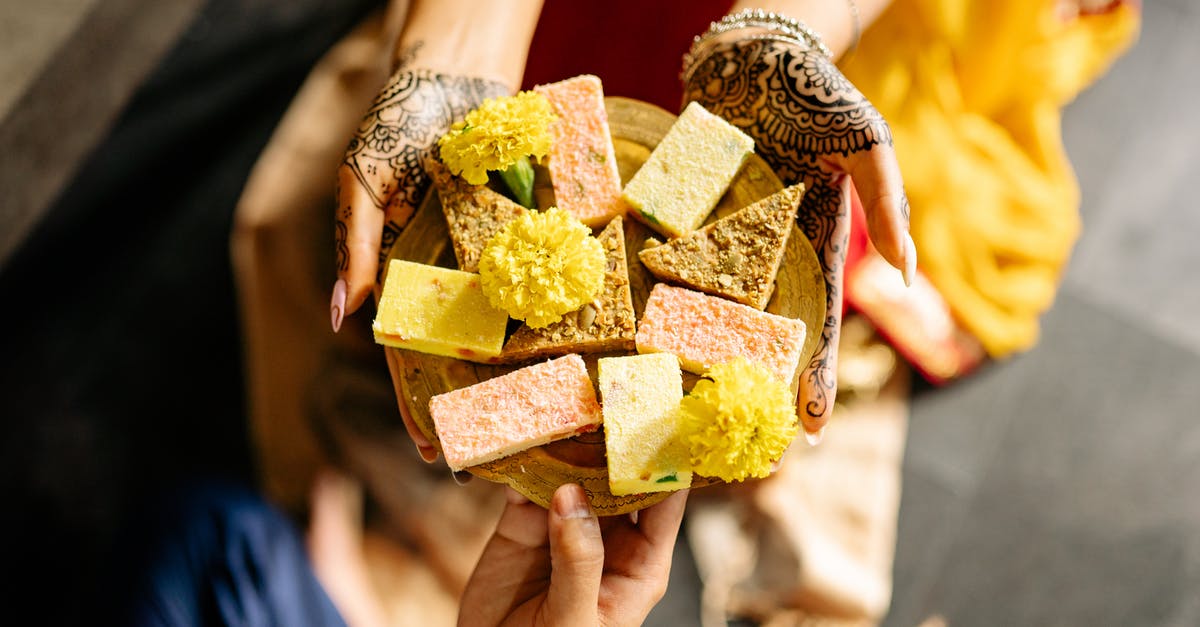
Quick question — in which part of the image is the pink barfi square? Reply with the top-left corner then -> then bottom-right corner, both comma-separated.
429,354 -> 603,471
636,284 -> 806,385
534,75 -> 626,227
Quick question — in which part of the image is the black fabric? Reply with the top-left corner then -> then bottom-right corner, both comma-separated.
0,0 -> 379,623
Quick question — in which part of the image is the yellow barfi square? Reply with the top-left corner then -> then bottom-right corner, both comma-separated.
372,259 -> 508,362
621,101 -> 754,238
599,353 -> 692,495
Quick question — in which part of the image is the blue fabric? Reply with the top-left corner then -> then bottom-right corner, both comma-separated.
127,482 -> 346,627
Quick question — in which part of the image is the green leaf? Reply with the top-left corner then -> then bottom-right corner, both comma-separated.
499,156 -> 536,209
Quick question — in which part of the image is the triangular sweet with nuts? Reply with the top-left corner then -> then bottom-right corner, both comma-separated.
637,184 -> 804,310
427,158 -> 528,273
498,216 -> 637,363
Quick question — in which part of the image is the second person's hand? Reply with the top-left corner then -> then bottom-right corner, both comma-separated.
458,484 -> 689,627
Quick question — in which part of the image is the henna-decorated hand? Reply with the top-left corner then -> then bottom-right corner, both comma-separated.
332,55 -> 508,459
684,37 -> 916,442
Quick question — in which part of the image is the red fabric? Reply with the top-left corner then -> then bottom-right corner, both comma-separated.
845,185 -> 870,317
522,0 -> 733,112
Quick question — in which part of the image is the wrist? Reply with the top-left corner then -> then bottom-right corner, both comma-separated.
682,9 -> 832,85
396,0 -> 544,91
729,0 -> 861,59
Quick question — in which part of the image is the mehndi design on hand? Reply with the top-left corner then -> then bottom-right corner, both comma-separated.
684,37 -> 912,438
334,50 -> 508,327
332,49 -> 508,462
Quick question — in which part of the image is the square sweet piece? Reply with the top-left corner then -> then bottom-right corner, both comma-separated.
599,353 -> 692,496
621,101 -> 754,238
535,75 -> 627,227
372,259 -> 508,363
429,354 -> 603,471
635,283 -> 806,385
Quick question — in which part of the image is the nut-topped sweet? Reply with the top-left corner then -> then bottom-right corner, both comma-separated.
639,183 -> 804,310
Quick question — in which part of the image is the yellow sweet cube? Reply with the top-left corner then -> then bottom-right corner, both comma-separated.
621,101 -> 754,238
372,259 -> 508,363
599,353 -> 693,496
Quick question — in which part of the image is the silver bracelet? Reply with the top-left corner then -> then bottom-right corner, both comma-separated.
681,8 -> 833,82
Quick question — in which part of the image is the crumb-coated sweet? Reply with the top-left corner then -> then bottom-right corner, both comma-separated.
622,101 -> 754,238
635,284 -> 805,385
639,184 -> 803,310
429,354 -> 603,471
535,75 -> 627,227
599,353 -> 692,496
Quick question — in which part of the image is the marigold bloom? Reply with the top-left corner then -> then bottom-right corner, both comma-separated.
437,91 -> 556,185
478,207 -> 604,328
680,357 -> 798,482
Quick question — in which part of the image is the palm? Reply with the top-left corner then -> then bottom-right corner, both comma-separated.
459,490 -> 685,627
333,58 -> 508,458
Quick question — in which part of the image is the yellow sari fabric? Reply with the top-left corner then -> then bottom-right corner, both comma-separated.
843,0 -> 1140,357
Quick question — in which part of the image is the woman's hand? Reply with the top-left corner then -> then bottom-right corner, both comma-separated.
683,32 -> 915,441
458,484 -> 689,627
332,61 -> 508,459
333,60 -> 509,331
330,0 -> 543,460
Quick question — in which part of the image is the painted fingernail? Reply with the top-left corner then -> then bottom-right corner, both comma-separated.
554,484 -> 594,520
418,446 -> 438,463
330,278 -> 347,332
903,232 -> 917,287
804,427 -> 825,446
452,469 -> 474,485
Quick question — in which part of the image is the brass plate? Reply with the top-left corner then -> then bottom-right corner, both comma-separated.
380,97 -> 826,515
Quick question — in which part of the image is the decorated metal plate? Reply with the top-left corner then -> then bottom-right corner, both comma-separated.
379,97 -> 825,515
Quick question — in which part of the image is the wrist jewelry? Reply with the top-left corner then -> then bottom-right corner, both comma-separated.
681,8 -> 832,82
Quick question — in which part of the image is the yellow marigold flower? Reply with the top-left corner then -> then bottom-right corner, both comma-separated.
478,207 -> 604,328
437,91 -> 556,185
680,357 -> 799,482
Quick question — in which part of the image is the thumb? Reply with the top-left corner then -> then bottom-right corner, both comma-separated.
545,483 -> 603,625
847,144 -> 916,286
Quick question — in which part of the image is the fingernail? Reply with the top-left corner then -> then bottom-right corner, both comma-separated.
452,469 -> 473,485
418,446 -> 438,464
505,487 -> 530,505
805,427 -> 825,446
902,232 -> 917,287
330,278 -> 347,332
554,484 -> 594,520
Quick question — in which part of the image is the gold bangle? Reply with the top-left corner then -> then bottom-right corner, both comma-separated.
681,8 -> 832,82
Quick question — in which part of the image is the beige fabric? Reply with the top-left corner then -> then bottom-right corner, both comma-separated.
230,6 -> 911,625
